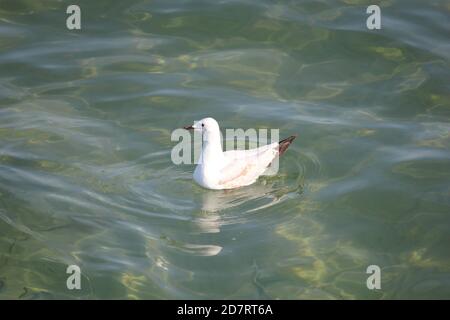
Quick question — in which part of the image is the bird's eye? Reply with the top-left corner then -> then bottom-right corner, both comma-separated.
201,123 -> 204,127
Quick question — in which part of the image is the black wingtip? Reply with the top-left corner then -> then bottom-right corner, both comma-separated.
278,135 -> 297,156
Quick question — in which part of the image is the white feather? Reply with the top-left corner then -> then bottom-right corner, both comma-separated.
190,117 -> 282,190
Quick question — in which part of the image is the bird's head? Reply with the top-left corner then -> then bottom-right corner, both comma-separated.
183,117 -> 221,142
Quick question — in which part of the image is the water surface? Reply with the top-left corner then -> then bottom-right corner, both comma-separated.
0,0 -> 449,299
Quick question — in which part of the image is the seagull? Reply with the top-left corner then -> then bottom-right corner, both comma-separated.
183,117 -> 296,190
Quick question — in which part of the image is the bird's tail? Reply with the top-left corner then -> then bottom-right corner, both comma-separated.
278,135 -> 297,156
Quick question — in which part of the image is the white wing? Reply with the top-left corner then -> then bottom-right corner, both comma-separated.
218,142 -> 279,189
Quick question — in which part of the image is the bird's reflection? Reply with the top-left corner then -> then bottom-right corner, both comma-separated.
193,180 -> 283,234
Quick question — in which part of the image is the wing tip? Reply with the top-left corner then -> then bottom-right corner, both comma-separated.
278,135 -> 297,156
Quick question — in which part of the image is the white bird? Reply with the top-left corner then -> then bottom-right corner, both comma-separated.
183,117 -> 296,190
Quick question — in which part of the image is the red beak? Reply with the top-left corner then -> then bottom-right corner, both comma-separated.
183,125 -> 194,130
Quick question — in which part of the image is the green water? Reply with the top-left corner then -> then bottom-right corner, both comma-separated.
0,0 -> 449,299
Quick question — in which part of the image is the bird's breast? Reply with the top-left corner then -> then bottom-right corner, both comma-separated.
193,164 -> 221,189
